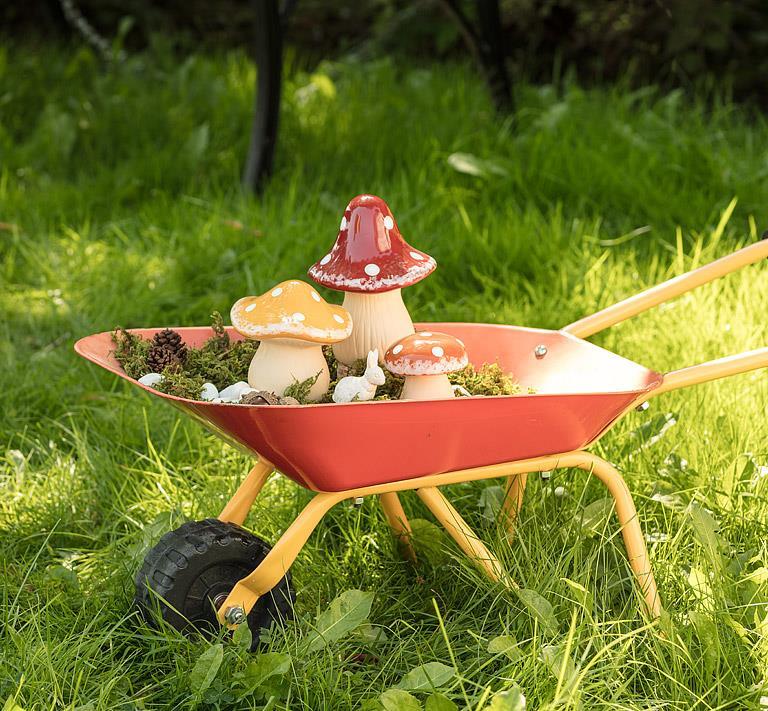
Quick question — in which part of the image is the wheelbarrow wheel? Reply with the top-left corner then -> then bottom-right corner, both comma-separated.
134,518 -> 294,649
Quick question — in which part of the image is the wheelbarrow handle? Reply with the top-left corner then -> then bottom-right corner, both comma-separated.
562,239 -> 768,339
650,347 -> 768,398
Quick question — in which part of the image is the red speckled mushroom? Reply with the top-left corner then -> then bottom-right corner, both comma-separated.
385,331 -> 468,400
308,194 -> 436,365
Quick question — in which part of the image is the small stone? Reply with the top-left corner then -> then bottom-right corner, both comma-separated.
240,390 -> 280,406
200,382 -> 219,401
279,396 -> 300,405
138,373 -> 163,387
218,381 -> 252,402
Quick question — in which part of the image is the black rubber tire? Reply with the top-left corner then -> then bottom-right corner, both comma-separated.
134,518 -> 294,649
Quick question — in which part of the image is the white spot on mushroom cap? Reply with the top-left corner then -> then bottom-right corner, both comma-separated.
383,215 -> 394,229
340,216 -> 347,230
271,287 -> 283,297
364,263 -> 380,276
311,291 -> 321,302
432,346 -> 444,357
333,314 -> 345,324
392,344 -> 403,355
320,254 -> 332,265
293,312 -> 306,321
420,331 -> 433,337
410,251 -> 423,261
245,303 -> 257,312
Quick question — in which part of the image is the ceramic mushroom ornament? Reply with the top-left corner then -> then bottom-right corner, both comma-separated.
385,331 -> 468,401
308,194 -> 436,365
230,280 -> 352,401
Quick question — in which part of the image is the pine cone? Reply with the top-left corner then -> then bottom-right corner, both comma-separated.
151,329 -> 187,362
146,345 -> 184,373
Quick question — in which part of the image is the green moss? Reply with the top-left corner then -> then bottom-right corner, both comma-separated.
114,324 -> 524,403
111,328 -> 150,379
112,314 -> 258,399
283,371 -> 321,402
448,363 -> 522,396
154,370 -> 207,399
183,340 -> 257,390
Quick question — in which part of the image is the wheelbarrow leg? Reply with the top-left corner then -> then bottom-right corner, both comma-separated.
380,492 -> 417,563
218,458 -> 273,526
416,487 -> 514,588
577,454 -> 661,618
501,472 -> 528,539
217,490 -> 346,625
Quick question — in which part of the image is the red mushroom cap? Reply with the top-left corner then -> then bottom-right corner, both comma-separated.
384,331 -> 468,376
308,194 -> 436,294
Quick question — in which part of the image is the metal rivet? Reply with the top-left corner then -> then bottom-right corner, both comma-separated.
224,606 -> 246,625
635,401 -> 650,412
540,470 -> 552,480
534,344 -> 548,359
352,496 -> 364,508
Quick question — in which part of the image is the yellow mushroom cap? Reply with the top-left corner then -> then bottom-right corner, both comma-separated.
230,280 -> 353,343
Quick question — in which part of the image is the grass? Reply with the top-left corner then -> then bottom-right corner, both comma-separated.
1,41 -> 768,710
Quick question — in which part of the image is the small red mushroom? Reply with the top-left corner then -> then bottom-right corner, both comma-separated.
385,331 -> 468,400
308,194 -> 436,365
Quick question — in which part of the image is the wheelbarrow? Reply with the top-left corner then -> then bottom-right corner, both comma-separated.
75,241 -> 768,640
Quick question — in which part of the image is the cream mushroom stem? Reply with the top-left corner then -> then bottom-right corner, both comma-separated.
247,338 -> 330,401
332,289 -> 415,365
400,373 -> 455,401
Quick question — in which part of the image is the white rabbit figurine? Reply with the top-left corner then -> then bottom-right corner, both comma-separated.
332,350 -> 385,403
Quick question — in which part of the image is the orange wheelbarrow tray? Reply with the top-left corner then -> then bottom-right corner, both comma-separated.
75,241 -> 768,629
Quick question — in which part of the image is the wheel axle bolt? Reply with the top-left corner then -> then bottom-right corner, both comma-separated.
534,344 -> 548,359
224,606 -> 246,625
636,401 -> 650,412
352,496 -> 364,508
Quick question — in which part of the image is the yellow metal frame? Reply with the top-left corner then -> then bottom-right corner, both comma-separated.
213,241 -> 768,629
215,451 -> 661,626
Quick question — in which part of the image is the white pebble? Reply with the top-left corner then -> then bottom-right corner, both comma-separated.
200,382 -> 219,401
218,381 -> 252,402
138,373 -> 163,387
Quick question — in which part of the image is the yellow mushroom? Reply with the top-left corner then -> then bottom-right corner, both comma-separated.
230,280 -> 352,401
